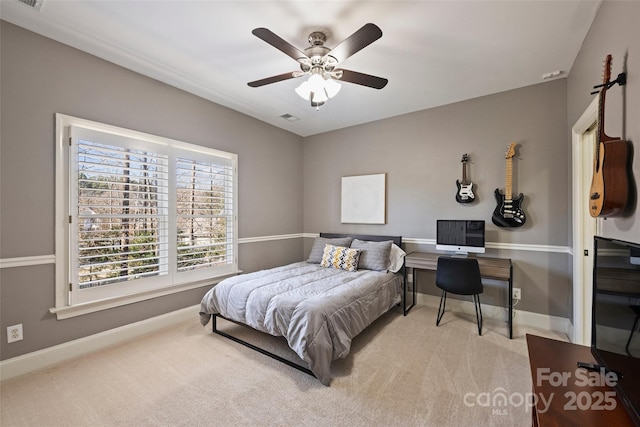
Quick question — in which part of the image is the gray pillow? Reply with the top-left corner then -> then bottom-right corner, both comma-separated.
350,239 -> 393,271
307,237 -> 353,263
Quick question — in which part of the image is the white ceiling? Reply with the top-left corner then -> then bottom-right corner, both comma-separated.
1,0 -> 601,137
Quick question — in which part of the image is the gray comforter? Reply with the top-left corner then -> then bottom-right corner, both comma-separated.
199,262 -> 402,385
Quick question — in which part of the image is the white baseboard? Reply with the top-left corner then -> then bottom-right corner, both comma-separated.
416,293 -> 571,337
0,305 -> 199,382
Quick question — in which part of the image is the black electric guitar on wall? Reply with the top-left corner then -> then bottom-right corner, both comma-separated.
455,154 -> 475,203
492,143 -> 526,227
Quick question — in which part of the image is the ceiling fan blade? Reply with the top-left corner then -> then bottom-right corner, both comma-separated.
327,23 -> 383,63
252,28 -> 307,61
248,72 -> 298,87
338,69 -> 388,89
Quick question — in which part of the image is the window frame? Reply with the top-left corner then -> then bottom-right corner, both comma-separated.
53,114 -> 238,318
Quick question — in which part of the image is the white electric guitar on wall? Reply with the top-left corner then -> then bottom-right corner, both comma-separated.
455,154 -> 475,203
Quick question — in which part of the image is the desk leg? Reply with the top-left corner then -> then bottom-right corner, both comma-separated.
402,266 -> 416,315
403,266 -> 407,316
508,265 -> 513,339
412,269 -> 417,312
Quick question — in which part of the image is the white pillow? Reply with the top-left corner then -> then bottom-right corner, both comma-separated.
388,243 -> 406,273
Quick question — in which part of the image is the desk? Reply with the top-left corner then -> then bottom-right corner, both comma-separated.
526,334 -> 636,426
404,252 -> 513,338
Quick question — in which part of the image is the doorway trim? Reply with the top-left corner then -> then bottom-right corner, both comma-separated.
571,96 -> 600,345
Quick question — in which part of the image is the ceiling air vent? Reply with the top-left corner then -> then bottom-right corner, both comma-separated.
17,0 -> 44,10
279,114 -> 299,122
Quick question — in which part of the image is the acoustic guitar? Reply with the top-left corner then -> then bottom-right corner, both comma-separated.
588,54 -> 630,218
492,143 -> 526,227
455,154 -> 475,203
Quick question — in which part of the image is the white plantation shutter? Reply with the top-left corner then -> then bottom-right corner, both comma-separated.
175,155 -> 235,274
66,123 -> 237,306
76,140 -> 170,286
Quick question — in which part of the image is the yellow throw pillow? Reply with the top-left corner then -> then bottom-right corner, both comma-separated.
320,244 -> 361,272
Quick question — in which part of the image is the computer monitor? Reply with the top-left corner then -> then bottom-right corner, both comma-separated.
436,220 -> 485,256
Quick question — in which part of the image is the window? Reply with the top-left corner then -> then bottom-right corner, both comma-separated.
55,114 -> 237,314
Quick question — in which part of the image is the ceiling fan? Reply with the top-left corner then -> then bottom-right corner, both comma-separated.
248,23 -> 388,107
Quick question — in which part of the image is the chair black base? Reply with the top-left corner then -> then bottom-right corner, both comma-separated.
436,290 -> 483,336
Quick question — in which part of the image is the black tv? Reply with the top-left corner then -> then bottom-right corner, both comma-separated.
592,236 -> 640,425
436,220 -> 485,255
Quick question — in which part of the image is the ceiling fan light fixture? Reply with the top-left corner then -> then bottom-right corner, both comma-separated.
307,73 -> 325,93
311,89 -> 328,104
324,77 -> 341,98
295,72 -> 341,107
249,24 -> 386,109
295,80 -> 311,100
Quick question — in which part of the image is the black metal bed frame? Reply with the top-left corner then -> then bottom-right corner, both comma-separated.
211,233 -> 406,378
212,314 -> 316,377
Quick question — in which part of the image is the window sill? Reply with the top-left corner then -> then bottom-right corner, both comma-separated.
49,271 -> 241,320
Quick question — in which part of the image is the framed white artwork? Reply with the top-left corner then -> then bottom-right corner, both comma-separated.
341,173 -> 386,224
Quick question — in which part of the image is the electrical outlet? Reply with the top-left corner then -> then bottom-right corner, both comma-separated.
7,324 -> 23,343
512,288 -> 522,300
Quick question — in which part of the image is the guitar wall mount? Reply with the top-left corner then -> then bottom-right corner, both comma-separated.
590,72 -> 626,95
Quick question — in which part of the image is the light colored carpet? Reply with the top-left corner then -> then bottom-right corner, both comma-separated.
1,304 -> 566,426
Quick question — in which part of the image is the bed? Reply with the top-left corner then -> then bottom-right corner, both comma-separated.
199,233 -> 405,385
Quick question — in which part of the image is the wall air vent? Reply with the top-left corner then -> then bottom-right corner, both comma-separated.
17,0 -> 44,10
279,114 -> 299,122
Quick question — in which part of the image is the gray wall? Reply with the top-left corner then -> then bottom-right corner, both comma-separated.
0,22 -> 303,360
567,0 -> 640,240
3,0 -> 639,362
303,79 -> 572,317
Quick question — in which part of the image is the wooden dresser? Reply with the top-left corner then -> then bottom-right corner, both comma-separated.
526,334 -> 637,426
